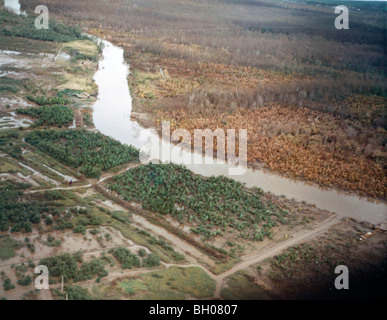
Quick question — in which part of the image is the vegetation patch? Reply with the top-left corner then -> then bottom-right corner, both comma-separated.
116,266 -> 215,299
26,95 -> 70,106
0,180 -> 49,233
55,285 -> 91,300
221,270 -> 273,300
0,235 -> 23,260
0,10 -> 84,42
17,105 -> 74,127
39,252 -> 108,283
108,163 -> 289,241
25,129 -> 139,178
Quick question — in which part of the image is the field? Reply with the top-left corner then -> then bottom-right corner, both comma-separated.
88,266 -> 216,300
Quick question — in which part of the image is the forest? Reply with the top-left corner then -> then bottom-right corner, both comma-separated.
108,163 -> 290,241
0,180 -> 46,233
25,129 -> 139,178
17,105 -> 74,127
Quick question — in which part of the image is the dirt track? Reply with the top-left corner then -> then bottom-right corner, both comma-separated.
17,158 -> 344,300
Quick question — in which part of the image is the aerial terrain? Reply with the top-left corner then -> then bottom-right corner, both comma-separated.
0,0 -> 386,300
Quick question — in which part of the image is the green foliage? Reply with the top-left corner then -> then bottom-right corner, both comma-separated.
56,285 -> 91,300
73,225 -> 86,234
74,259 -> 108,282
15,263 -> 28,274
43,190 -> 66,201
17,275 -> 32,286
76,213 -> 102,227
111,210 -> 131,224
138,248 -> 146,257
54,218 -> 73,231
269,244 -> 319,281
16,105 -> 74,127
0,85 -> 19,93
110,247 -> 141,269
0,181 -> 48,233
2,278 -> 15,291
89,228 -> 100,235
45,235 -> 61,247
57,89 -> 82,96
0,10 -> 85,42
0,235 -> 23,260
26,95 -> 70,106
142,254 -> 161,267
69,50 -> 97,62
109,164 -> 289,240
39,252 -> 108,282
171,252 -> 185,262
0,133 -> 23,159
45,216 -> 54,225
39,253 -> 79,282
25,129 -> 139,178
39,252 -> 106,283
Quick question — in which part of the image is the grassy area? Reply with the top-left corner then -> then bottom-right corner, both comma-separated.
93,266 -> 216,300
62,40 -> 99,62
0,9 -> 84,42
0,34 -> 59,54
0,157 -> 32,176
221,270 -> 273,300
0,235 -> 23,260
0,77 -> 35,96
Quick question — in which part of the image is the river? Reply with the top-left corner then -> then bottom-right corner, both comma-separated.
92,40 -> 387,225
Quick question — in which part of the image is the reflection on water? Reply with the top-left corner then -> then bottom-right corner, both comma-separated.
92,41 -> 148,150
92,40 -> 387,225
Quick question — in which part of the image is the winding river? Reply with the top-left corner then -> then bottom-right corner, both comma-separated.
93,40 -> 387,225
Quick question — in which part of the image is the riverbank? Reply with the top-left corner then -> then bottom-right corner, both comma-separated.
89,37 -> 386,226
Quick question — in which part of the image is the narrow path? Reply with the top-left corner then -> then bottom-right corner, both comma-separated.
24,162 -> 141,194
18,160 -> 342,300
211,215 -> 339,299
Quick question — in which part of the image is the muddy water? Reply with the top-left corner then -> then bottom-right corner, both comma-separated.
92,40 -> 387,225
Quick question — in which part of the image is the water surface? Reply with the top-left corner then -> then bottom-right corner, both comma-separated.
92,40 -> 387,225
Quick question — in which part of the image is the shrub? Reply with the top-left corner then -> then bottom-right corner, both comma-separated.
142,254 -> 161,267
138,248 -> 146,257
110,247 -> 141,269
17,275 -> 32,286
3,278 -> 15,291
73,225 -> 86,235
